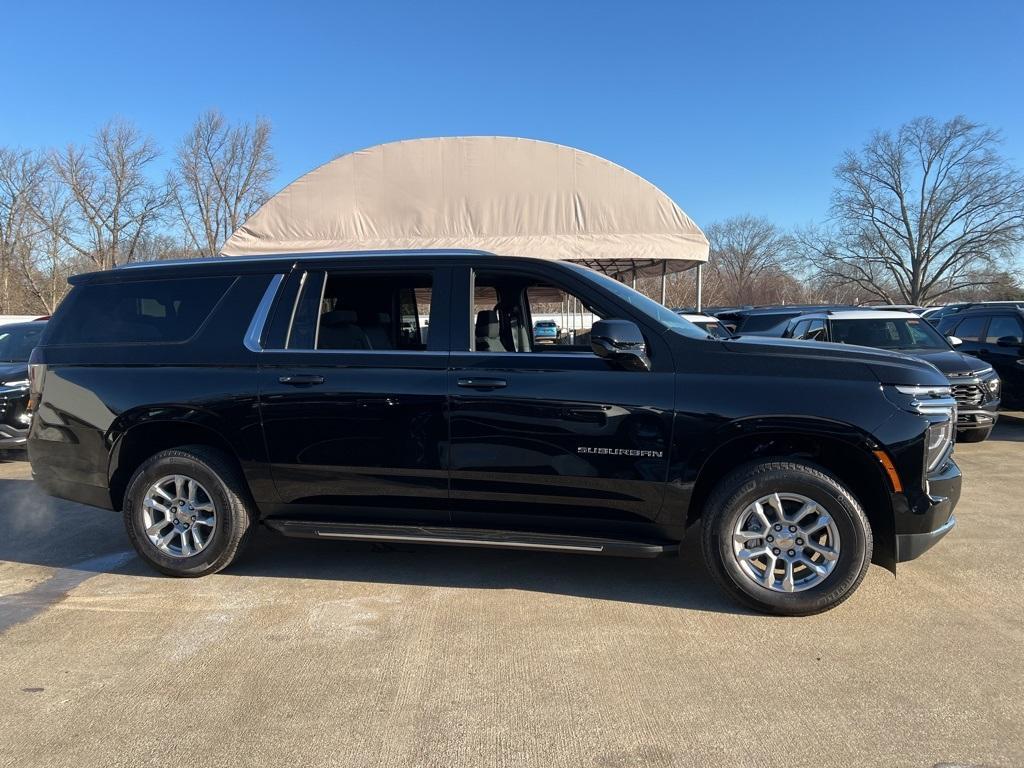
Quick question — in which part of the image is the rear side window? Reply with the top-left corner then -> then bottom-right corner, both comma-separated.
286,271 -> 434,351
46,276 -> 234,345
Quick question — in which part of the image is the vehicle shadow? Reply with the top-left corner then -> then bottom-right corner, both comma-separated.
987,416 -> 1024,443
0,477 -> 749,616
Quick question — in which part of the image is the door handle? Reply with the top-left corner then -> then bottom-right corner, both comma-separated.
457,377 -> 507,389
278,375 -> 325,386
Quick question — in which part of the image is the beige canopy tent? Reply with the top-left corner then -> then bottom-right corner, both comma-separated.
222,136 -> 709,306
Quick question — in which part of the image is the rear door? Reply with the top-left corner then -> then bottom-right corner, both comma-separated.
256,263 -> 452,522
445,263 -> 676,535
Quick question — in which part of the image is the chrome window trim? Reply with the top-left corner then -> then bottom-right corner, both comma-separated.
283,271 -> 308,350
243,274 -> 285,352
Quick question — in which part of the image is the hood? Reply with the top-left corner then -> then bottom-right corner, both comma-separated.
0,362 -> 29,386
722,335 -> 949,387
910,348 -> 993,378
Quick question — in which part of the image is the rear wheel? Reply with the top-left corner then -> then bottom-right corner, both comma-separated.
123,445 -> 255,577
701,460 -> 872,616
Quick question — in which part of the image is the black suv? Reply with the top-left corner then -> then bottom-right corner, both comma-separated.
27,252 -> 962,615
937,306 -> 1024,409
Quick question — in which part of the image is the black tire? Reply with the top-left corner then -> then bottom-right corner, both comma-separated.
956,426 -> 992,443
123,445 -> 256,577
700,460 -> 872,616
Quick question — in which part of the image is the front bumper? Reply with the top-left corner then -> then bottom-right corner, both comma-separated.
894,457 -> 961,562
0,385 -> 30,448
956,402 -> 999,432
896,515 -> 956,561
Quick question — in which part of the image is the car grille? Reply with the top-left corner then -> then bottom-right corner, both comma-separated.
951,383 -> 984,407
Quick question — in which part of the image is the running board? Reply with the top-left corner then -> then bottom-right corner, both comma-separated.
264,520 -> 677,558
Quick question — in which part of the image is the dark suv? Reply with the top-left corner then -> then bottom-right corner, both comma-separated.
27,251 -> 962,615
937,307 -> 1024,409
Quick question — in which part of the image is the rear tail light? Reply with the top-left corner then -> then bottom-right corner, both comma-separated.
27,349 -> 45,414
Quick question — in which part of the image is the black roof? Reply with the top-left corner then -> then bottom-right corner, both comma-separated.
69,249 -> 519,285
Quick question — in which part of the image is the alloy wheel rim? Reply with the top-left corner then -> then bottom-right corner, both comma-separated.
731,492 -> 841,593
141,474 -> 217,558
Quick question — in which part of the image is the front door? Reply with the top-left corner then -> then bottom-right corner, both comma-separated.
446,265 -> 675,536
257,265 -> 451,522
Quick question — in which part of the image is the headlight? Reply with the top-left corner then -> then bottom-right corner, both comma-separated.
888,385 -> 956,473
986,376 -> 1001,395
925,418 -> 954,472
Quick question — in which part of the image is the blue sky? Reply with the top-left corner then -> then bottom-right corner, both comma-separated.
2,0 -> 1022,231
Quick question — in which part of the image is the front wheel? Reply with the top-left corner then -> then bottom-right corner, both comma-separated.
701,460 -> 872,616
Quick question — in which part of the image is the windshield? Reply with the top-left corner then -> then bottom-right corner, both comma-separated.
0,324 -> 45,362
830,316 -> 950,351
564,263 -> 710,340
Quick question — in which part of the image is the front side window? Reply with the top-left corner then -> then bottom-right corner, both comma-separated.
471,272 -> 608,353
287,271 -> 433,351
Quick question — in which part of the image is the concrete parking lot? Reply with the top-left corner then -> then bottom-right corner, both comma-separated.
1,421 -> 1022,768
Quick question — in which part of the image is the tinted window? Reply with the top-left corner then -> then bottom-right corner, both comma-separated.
951,315 -> 987,342
985,315 -> 1024,343
46,276 -> 233,345
795,319 -> 826,340
287,272 -> 433,351
0,323 -> 46,362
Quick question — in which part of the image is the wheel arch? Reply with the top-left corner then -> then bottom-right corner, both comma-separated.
107,410 -> 247,512
685,418 -> 897,571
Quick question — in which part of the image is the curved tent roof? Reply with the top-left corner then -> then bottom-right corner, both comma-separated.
222,136 -> 708,278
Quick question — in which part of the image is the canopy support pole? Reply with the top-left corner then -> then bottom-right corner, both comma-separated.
660,260 -> 667,305
631,270 -> 637,290
695,263 -> 704,312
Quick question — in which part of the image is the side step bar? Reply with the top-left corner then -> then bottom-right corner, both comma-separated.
264,520 -> 678,558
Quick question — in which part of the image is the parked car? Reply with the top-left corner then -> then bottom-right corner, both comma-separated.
925,301 -> 1024,327
677,312 -> 731,338
781,310 -> 1000,442
28,252 -> 962,615
937,306 -> 1024,409
533,319 -> 560,343
715,305 -> 853,336
0,320 -> 47,449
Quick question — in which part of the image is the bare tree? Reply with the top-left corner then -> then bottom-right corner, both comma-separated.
50,118 -> 170,270
705,215 -> 793,305
801,116 -> 1024,304
171,110 -> 275,256
20,176 -> 79,313
0,148 -> 48,311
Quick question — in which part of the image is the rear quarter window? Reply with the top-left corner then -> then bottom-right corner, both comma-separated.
44,276 -> 235,345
